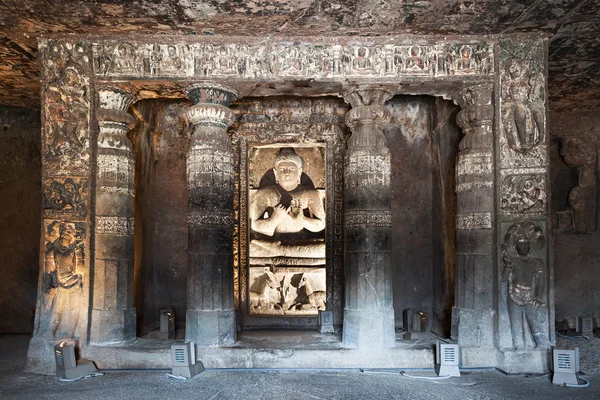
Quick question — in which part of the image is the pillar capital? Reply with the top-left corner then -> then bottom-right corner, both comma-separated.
184,83 -> 238,131
96,86 -> 136,151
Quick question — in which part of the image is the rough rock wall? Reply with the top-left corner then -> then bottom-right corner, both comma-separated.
551,110 -> 600,326
0,106 -> 41,332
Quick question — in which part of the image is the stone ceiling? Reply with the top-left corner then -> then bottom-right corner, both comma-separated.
0,0 -> 598,111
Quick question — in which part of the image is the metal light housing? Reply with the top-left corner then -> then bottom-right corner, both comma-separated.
435,341 -> 460,377
171,342 -> 204,378
54,342 -> 98,380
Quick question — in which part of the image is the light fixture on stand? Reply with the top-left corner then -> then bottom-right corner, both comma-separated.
54,342 -> 101,381
317,310 -> 334,333
435,341 -> 460,377
169,342 -> 204,379
552,348 -> 583,386
159,308 -> 176,339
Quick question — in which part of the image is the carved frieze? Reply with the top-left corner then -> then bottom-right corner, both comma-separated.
345,211 -> 392,228
95,216 -> 134,236
457,212 -> 492,230
92,40 -> 493,80
500,174 -> 546,215
42,40 -> 91,176
43,177 -> 88,218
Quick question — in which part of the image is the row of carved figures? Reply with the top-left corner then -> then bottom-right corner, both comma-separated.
249,268 -> 326,313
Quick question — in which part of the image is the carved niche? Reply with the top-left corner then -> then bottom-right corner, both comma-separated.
42,177 -> 88,218
232,98 -> 347,323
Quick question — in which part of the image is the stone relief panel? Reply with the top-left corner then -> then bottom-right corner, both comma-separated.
555,137 -> 598,234
499,221 -> 550,350
499,39 -> 547,169
456,212 -> 492,230
42,177 -> 88,219
500,174 -> 546,215
95,216 -> 135,236
38,220 -> 86,339
248,267 -> 326,316
42,40 -> 91,176
92,40 -> 493,80
233,98 -> 346,323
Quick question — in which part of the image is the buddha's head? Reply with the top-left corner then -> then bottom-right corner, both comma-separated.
274,148 -> 303,191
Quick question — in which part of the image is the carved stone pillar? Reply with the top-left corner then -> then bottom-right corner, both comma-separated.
184,84 -> 237,346
452,84 -> 496,350
342,89 -> 395,349
90,87 -> 137,344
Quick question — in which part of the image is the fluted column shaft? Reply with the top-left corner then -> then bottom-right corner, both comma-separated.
342,90 -> 395,349
451,84 -> 495,348
90,87 -> 137,344
184,84 -> 237,346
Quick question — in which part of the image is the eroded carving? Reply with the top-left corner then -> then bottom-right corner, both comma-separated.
43,177 -> 88,218
44,40 -> 91,175
556,137 -> 598,234
39,221 -> 85,338
248,267 -> 326,315
500,174 -> 546,215
456,212 -> 492,230
502,221 -> 549,349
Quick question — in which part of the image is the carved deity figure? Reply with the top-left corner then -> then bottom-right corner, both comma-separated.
41,222 -> 84,338
114,44 -> 136,74
502,221 -> 549,349
406,45 -> 425,71
352,47 -> 372,72
501,59 -> 544,152
454,46 -> 476,72
161,45 -> 182,72
249,148 -> 326,260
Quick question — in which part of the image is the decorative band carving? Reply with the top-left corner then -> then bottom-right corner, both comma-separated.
457,212 -> 492,230
457,151 -> 493,176
96,216 -> 134,236
345,152 -> 391,187
188,147 -> 234,189
345,210 -> 392,227
456,181 -> 493,193
187,210 -> 234,228
500,167 -> 546,176
97,185 -> 134,196
97,154 -> 134,183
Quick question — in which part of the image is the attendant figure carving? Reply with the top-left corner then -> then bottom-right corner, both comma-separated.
502,222 -> 549,349
41,222 -> 84,338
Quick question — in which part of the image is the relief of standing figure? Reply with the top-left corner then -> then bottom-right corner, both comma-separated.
502,221 -> 549,349
502,59 -> 544,152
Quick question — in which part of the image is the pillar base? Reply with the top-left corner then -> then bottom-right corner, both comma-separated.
498,348 -> 551,374
342,308 -> 395,349
452,307 -> 495,348
90,308 -> 136,344
186,310 -> 236,346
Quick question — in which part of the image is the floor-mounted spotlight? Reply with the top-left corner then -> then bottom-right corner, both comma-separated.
170,342 -> 204,379
435,341 -> 460,377
159,308 -> 176,339
54,342 -> 101,381
317,310 -> 334,333
552,348 -> 580,385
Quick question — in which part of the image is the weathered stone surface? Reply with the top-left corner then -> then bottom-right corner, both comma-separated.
0,1 -> 597,110
0,106 -> 41,333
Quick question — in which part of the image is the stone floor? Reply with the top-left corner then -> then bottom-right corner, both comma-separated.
3,334 -> 600,399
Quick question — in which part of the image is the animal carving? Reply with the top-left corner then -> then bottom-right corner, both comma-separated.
290,273 -> 326,311
249,267 -> 280,311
